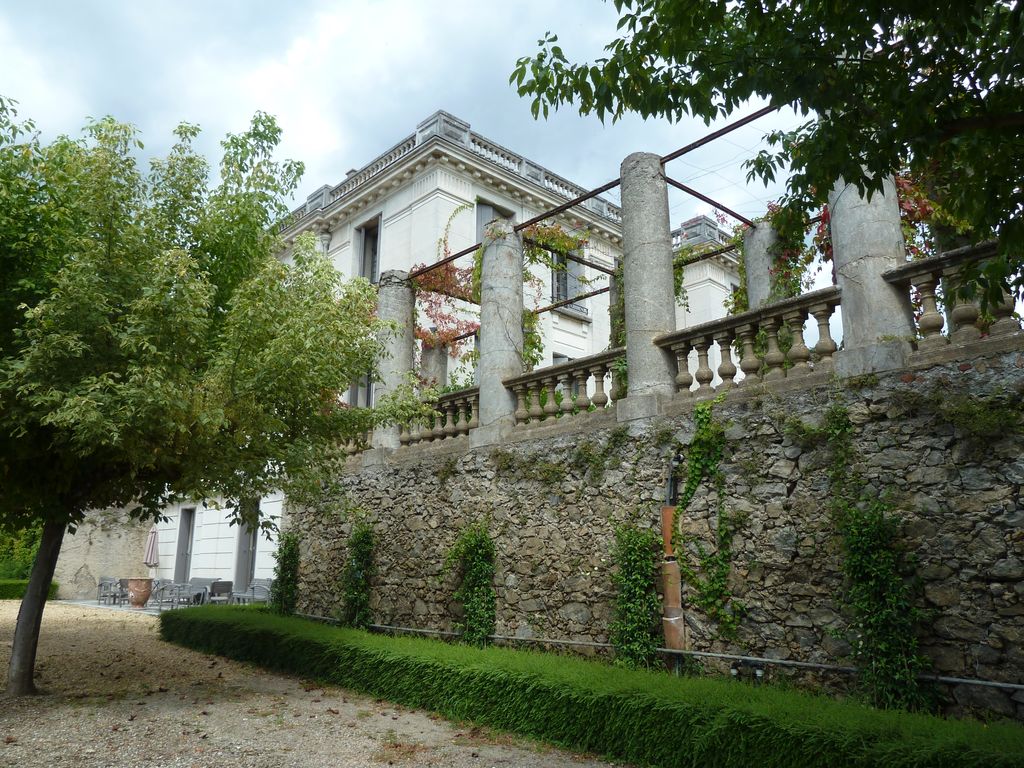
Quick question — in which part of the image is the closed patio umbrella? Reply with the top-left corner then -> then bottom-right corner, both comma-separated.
143,527 -> 160,568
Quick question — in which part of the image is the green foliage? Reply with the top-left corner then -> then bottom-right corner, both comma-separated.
270,531 -> 301,616
512,3 -> 1023,308
0,579 -> 57,600
489,448 -> 566,487
444,521 -> 496,646
609,524 -> 661,668
0,101 -> 389,536
0,526 -> 41,579
673,396 -> 744,637
339,521 -> 374,630
572,426 -> 628,484
935,392 -> 1022,444
521,309 -> 544,371
162,607 -> 1024,768
820,402 -> 931,711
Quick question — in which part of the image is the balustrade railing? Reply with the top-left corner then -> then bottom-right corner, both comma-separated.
655,287 -> 841,393
882,242 -> 1021,348
503,347 -> 624,426
400,387 -> 479,446
343,430 -> 371,455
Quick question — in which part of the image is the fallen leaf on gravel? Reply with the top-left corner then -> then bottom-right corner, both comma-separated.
128,714 -> 136,722
4,736 -> 15,744
326,708 -> 339,715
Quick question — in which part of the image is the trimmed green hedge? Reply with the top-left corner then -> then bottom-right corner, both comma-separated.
0,579 -> 58,600
160,607 -> 1024,768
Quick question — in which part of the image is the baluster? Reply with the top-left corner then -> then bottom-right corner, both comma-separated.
344,439 -> 356,456
443,400 -> 458,438
409,420 -> 423,445
912,273 -> 946,348
988,286 -> 1020,337
468,394 -> 480,429
783,308 -> 811,375
399,422 -> 411,446
946,268 -> 981,343
573,369 -> 591,410
543,377 -> 559,419
809,303 -> 837,371
713,330 -> 738,389
527,381 -> 545,423
557,372 -> 573,416
760,317 -> 786,380
432,410 -> 445,441
457,398 -> 471,435
673,342 -> 693,395
590,364 -> 609,408
513,385 -> 529,425
692,337 -> 714,393
421,415 -> 435,443
736,323 -> 760,384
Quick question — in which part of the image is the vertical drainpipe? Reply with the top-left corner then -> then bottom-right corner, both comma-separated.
661,453 -> 687,655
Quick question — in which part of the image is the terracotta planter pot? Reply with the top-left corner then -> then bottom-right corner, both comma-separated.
127,578 -> 153,608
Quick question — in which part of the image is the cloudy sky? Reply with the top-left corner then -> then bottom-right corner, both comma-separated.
0,0 -> 801,227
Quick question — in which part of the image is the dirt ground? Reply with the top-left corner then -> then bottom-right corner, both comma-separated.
0,602 -> 626,768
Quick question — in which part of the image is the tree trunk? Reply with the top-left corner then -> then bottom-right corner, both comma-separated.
5,519 -> 65,697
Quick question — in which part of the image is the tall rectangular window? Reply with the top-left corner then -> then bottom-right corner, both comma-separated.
358,218 -> 380,283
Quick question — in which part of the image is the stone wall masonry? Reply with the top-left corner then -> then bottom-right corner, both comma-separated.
291,344 -> 1024,719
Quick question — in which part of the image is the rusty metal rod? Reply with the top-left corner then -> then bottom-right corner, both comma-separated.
514,179 -> 623,233
408,241 -> 482,280
531,285 -> 610,316
664,176 -> 754,227
660,105 -> 778,165
523,237 -> 616,276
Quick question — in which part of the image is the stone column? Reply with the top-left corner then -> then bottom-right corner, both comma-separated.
829,176 -> 916,375
619,152 -> 677,420
420,339 -> 448,388
371,270 -> 415,451
742,222 -> 778,309
470,219 -> 523,447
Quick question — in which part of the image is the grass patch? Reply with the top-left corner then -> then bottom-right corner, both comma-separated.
159,607 -> 1024,768
0,579 -> 58,600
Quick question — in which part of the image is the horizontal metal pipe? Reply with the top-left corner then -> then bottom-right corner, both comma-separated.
309,614 -> 1024,692
531,285 -> 610,316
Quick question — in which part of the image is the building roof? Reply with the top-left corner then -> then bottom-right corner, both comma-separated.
280,110 -> 623,244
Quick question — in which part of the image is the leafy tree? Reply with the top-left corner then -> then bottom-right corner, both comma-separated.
0,99 -> 403,695
511,1 -> 1023,305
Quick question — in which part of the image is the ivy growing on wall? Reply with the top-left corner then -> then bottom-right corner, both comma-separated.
671,395 -> 745,638
804,400 -> 932,711
270,531 -> 301,616
444,520 -> 496,646
609,523 -> 662,668
338,521 -> 374,630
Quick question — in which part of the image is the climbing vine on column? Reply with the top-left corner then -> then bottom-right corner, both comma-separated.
671,395 -> 744,638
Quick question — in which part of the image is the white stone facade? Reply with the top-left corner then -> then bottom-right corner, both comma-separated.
57,111 -> 739,592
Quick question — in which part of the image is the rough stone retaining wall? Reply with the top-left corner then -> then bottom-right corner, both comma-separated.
292,345 -> 1024,718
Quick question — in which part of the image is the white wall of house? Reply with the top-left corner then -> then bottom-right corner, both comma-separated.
153,493 -> 282,585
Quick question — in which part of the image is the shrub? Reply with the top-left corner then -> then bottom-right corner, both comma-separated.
0,525 -> 42,579
609,524 -> 661,668
160,608 -> 1024,768
443,520 -> 495,646
0,579 -> 58,600
269,531 -> 300,615
339,521 -> 374,629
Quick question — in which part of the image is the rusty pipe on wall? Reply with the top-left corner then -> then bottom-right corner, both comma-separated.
661,452 -> 687,653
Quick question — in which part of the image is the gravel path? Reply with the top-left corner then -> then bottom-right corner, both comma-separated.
0,602 -> 626,768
